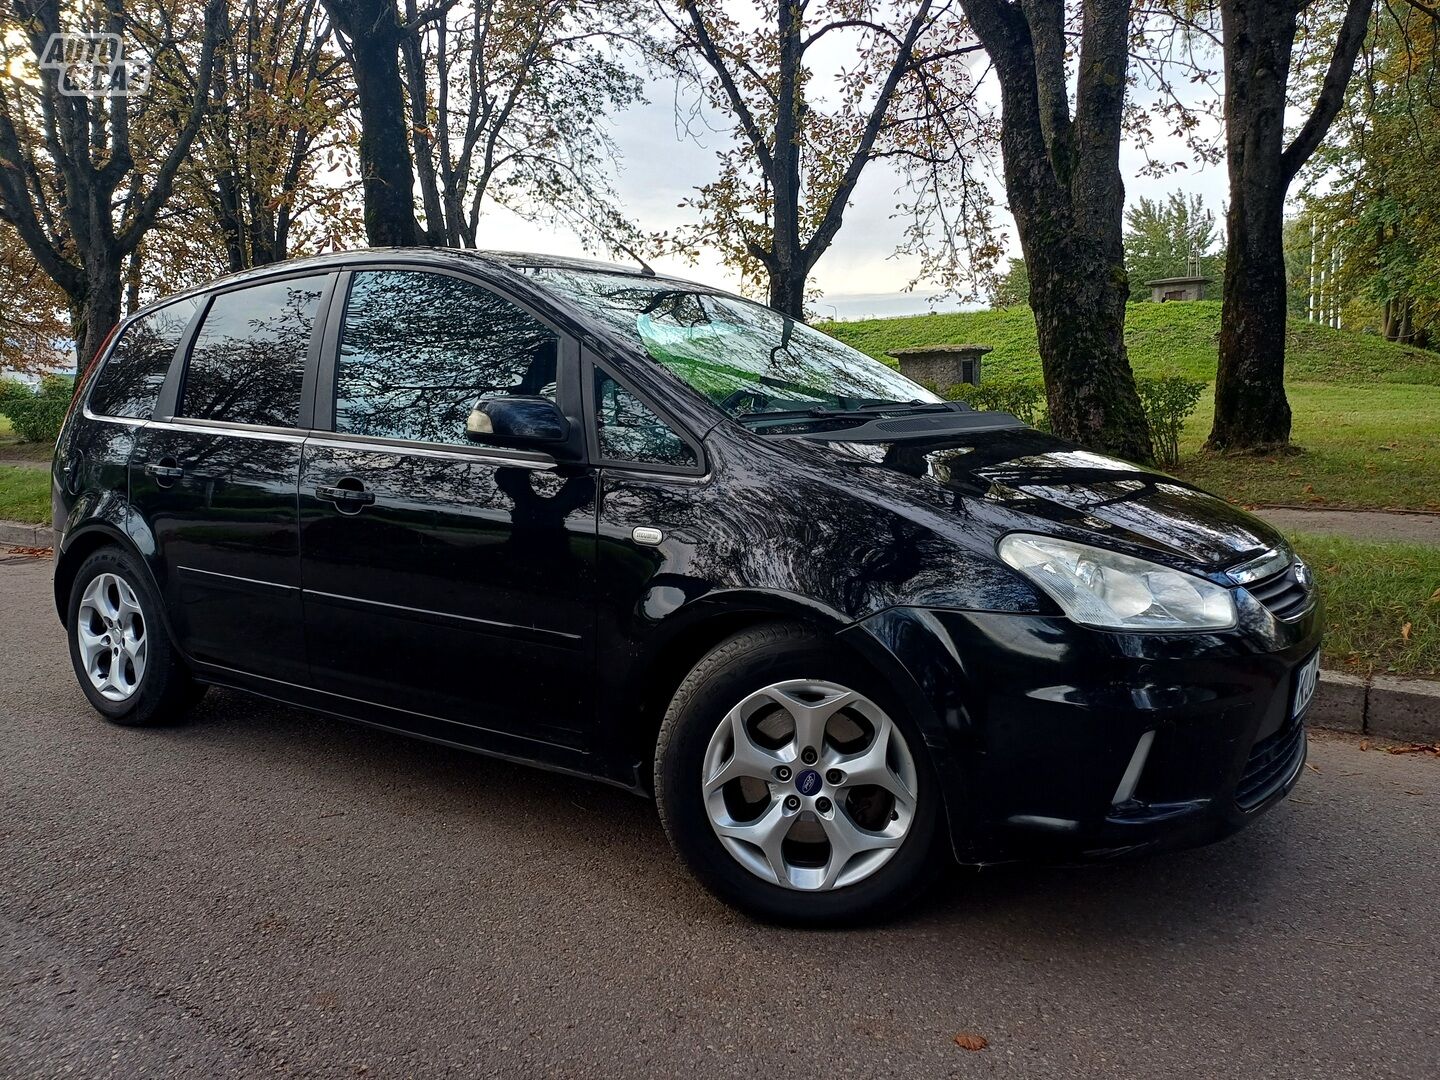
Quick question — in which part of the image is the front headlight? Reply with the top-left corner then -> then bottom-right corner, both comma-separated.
998,533 -> 1237,631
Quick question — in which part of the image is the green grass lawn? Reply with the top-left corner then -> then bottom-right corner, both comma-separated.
819,302 -> 1440,510
1176,384 -> 1440,511
0,465 -> 51,525
1290,533 -> 1440,678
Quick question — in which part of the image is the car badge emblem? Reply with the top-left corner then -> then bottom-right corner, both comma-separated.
795,769 -> 822,796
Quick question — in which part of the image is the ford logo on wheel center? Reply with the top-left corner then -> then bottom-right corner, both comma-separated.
795,769 -> 823,796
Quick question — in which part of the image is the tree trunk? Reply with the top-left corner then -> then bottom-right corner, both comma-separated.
1211,185 -> 1292,448
767,265 -> 807,320
69,256 -> 123,376
326,0 -> 420,247
965,0 -> 1153,463
1020,212 -> 1151,462
1208,0 -> 1373,451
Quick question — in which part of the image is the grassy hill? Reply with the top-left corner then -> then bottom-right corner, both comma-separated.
817,300 -> 1440,387
819,301 -> 1440,514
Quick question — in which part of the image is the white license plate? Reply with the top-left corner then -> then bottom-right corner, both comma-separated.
1292,651 -> 1321,721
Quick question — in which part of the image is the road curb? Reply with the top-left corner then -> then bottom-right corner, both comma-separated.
0,519 -> 52,548
1311,670 -> 1440,743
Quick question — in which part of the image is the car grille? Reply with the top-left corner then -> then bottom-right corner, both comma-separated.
1245,563 -> 1313,620
1236,714 -> 1306,811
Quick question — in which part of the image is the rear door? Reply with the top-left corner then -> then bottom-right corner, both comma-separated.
298,266 -> 598,746
129,271 -> 333,684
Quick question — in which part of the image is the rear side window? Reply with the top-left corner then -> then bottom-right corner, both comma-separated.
334,269 -> 559,447
180,275 -> 327,428
87,297 -> 200,419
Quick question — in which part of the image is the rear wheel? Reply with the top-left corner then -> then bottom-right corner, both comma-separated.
66,546 -> 202,727
655,622 -> 942,925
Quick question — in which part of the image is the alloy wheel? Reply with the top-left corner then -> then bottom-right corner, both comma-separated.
76,572 -> 148,702
701,679 -> 918,891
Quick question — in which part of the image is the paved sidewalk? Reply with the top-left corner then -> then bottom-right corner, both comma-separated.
1256,507 -> 1440,545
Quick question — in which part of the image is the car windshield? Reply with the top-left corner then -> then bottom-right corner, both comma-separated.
526,267 -> 941,422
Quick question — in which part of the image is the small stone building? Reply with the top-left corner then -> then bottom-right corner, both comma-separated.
885,344 -> 990,390
1144,276 -> 1212,303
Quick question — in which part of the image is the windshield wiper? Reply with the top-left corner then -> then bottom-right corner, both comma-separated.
737,400 -> 966,427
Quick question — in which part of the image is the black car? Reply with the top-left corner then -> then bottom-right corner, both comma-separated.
52,249 -> 1321,924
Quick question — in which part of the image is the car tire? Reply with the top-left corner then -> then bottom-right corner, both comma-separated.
65,546 -> 203,727
654,621 -> 943,926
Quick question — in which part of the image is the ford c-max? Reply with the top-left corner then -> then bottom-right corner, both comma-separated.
52,249 -> 1321,924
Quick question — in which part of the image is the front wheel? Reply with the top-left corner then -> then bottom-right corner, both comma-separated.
654,623 -> 943,925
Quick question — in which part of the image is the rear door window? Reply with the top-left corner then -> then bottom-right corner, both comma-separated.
180,275 -> 327,428
333,269 -> 560,447
88,297 -> 201,419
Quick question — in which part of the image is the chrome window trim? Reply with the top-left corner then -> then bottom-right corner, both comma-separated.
146,417 -> 307,444
304,433 -> 557,470
79,407 -> 146,427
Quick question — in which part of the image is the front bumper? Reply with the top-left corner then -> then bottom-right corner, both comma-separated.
847,596 -> 1323,864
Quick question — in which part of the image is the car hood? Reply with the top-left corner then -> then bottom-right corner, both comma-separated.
805,426 -> 1284,573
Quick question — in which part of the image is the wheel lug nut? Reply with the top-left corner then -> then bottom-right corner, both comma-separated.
816,796 -> 832,814
800,746 -> 818,765
774,765 -> 792,782
825,769 -> 844,785
784,794 -> 800,811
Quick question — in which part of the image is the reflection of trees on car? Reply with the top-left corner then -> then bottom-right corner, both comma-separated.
529,269 -> 929,413
182,276 -> 327,428
89,298 -> 201,419
335,271 -> 558,447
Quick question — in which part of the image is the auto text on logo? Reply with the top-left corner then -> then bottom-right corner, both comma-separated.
38,34 -> 151,98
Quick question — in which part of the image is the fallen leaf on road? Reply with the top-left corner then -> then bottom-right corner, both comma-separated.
1305,762 -> 1322,773
953,1034 -> 989,1052
1386,744 -> 1440,756
5,546 -> 52,558
1360,740 -> 1370,751
1404,790 -> 1424,796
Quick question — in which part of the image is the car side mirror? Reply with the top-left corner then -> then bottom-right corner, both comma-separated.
465,396 -> 569,447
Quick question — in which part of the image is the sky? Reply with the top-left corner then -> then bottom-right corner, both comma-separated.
468,50 -> 1233,321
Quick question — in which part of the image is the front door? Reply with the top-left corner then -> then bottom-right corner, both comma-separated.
129,272 -> 332,685
298,267 -> 597,747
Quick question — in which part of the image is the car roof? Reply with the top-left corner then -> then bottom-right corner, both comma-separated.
134,247 -> 749,325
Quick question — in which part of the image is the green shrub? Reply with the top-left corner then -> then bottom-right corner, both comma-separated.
0,377 -> 73,444
944,380 -> 1049,429
941,372 -> 1203,466
1136,374 -> 1205,468
0,377 -> 30,405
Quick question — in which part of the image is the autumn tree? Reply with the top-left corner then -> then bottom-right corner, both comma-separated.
1124,191 -> 1225,295
660,0 -> 994,319
0,223 -> 69,373
401,0 -> 654,250
0,0 -> 225,370
958,0 -> 1153,462
1299,3 -> 1440,347
205,0 -> 360,270
1205,0 -> 1374,451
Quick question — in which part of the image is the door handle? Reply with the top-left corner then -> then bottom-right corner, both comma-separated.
145,457 -> 184,485
315,482 -> 375,512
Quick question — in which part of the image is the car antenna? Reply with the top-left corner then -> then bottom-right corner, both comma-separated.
610,238 -> 656,277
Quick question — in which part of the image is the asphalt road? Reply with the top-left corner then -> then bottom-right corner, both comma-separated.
2,553 -> 1436,1079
